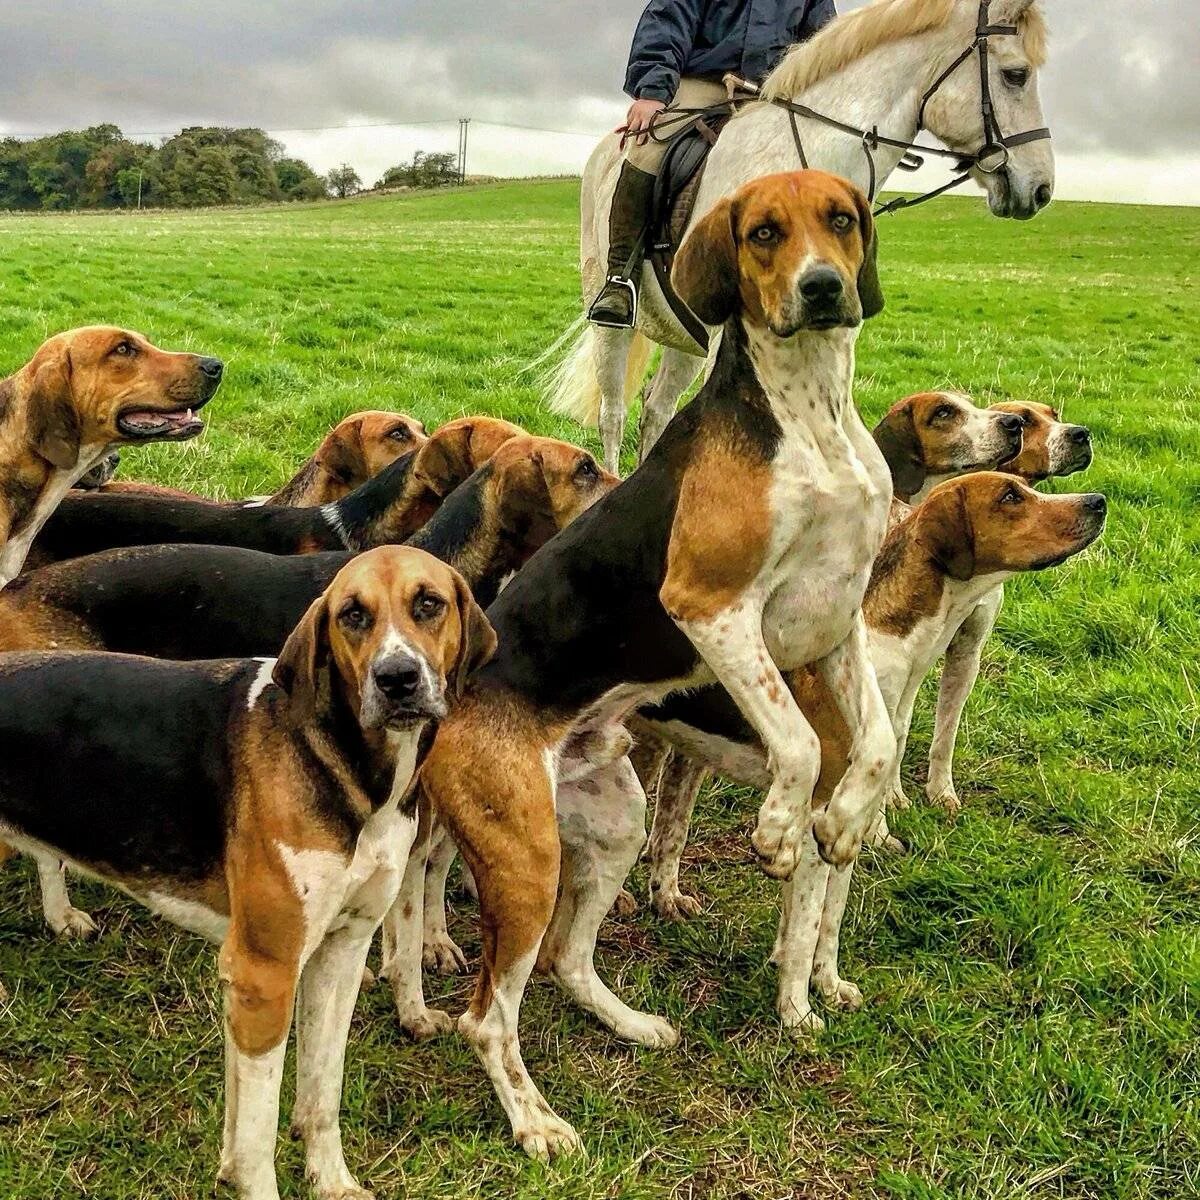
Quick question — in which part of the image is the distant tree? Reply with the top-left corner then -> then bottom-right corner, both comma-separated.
327,163 -> 362,199
276,157 -> 328,201
378,150 -> 459,190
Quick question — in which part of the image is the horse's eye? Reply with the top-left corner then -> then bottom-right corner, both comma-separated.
830,213 -> 854,233
1002,68 -> 1029,87
413,592 -> 445,622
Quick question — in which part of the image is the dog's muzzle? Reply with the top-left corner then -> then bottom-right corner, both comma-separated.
775,266 -> 857,335
360,651 -> 446,731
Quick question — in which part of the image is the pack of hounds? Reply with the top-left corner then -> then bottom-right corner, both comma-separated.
0,170 -> 1105,1200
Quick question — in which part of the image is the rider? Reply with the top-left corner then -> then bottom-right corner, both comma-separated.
588,0 -> 837,328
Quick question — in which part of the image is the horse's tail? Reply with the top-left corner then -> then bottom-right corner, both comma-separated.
541,319 -> 653,428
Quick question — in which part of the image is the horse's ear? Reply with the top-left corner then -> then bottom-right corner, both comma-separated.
672,196 -> 739,327
853,189 -> 884,321
873,402 -> 924,500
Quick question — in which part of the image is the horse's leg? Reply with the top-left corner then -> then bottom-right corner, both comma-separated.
594,325 -> 636,474
638,347 -> 701,463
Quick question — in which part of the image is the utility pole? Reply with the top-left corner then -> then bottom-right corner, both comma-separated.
136,169 -> 143,210
457,118 -> 470,185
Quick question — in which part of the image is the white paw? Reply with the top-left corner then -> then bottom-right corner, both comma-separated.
927,784 -> 961,815
400,1007 -> 454,1043
516,1115 -> 582,1162
779,1004 -> 825,1035
650,887 -> 702,922
820,978 -> 864,1011
611,888 -> 639,917
886,785 -> 912,811
634,1014 -> 680,1049
812,810 -> 865,868
751,811 -> 802,880
52,907 -> 98,939
316,1184 -> 374,1200
422,935 -> 468,975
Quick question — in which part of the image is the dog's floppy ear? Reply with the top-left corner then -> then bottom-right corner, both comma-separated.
273,594 -> 332,721
413,423 -> 473,498
918,484 -> 975,581
449,571 -> 497,699
872,403 -> 924,500
853,188 -> 885,320
317,419 -> 366,486
672,195 -> 739,327
28,350 -> 81,470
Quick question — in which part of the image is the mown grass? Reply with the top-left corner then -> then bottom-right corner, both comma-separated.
0,181 -> 1197,1199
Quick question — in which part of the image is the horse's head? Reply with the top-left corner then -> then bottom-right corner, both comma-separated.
922,0 -> 1053,219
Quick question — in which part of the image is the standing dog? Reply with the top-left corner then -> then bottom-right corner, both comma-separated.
406,170 -> 892,1156
0,546 -> 494,1200
0,326 -> 223,583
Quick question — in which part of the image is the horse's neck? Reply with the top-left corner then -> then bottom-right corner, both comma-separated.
714,35 -> 943,196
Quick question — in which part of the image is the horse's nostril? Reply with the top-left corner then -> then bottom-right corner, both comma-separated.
1034,183 -> 1052,210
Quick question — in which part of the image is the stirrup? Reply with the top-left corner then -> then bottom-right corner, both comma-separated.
587,275 -> 638,328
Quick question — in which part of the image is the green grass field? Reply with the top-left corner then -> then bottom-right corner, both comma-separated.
0,181 -> 1197,1199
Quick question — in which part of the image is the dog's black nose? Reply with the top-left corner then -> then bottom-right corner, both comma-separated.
1081,493 -> 1106,516
799,267 -> 844,305
373,656 -> 421,701
1068,425 -> 1091,445
1034,183 -> 1053,211
998,413 -> 1023,434
198,357 -> 224,380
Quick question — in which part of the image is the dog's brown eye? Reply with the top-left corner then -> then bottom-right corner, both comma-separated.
575,458 -> 599,482
413,592 -> 445,622
999,486 -> 1023,505
750,225 -> 777,244
339,601 -> 373,631
1002,68 -> 1029,87
111,340 -> 136,358
931,405 -> 955,422
388,426 -> 411,442
830,213 -> 854,233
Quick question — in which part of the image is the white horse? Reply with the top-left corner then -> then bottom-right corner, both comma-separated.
548,0 -> 1055,472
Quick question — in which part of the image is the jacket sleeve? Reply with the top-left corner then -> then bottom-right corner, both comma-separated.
801,0 -> 837,37
624,0 -> 706,102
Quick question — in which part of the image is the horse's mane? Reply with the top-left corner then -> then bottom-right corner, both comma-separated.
760,0 -> 1046,101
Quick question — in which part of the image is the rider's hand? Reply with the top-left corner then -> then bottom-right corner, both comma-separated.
618,98 -> 667,148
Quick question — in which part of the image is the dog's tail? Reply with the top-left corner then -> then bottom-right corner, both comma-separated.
538,319 -> 653,428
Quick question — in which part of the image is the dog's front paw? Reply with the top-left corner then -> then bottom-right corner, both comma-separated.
422,934 -> 468,975
927,783 -> 961,815
812,810 -> 864,868
885,784 -> 912,811
651,886 -> 703,922
611,887 -> 639,917
53,907 -> 98,939
400,1006 -> 454,1043
751,810 -> 802,880
516,1114 -> 582,1163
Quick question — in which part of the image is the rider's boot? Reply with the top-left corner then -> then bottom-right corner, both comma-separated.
587,162 -> 657,328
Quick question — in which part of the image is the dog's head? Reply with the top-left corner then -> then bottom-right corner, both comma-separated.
17,326 -> 224,470
916,471 -> 1106,581
671,170 -> 883,336
273,545 -> 495,731
988,401 -> 1092,482
486,434 -> 618,558
410,416 -> 526,501
873,391 -> 1024,499
317,411 -> 428,495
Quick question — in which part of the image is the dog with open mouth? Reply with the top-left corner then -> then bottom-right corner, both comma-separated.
0,325 -> 223,584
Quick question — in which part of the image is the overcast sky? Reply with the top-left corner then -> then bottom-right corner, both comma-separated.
0,1 -> 1196,204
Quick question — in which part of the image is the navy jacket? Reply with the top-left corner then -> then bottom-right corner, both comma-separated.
625,0 -> 836,101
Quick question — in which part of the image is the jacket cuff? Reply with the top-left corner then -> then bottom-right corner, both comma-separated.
636,83 -> 674,102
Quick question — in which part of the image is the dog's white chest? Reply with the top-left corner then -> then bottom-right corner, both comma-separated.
760,409 -> 891,668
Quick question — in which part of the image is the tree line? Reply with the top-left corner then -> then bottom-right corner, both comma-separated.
0,125 -> 462,211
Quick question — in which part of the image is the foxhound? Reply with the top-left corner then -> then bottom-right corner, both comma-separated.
0,326 -> 223,584
399,170 -> 892,1156
0,546 -> 495,1200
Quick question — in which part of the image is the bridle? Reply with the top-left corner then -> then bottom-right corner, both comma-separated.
752,0 -> 1052,215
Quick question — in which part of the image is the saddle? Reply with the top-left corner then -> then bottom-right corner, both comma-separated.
645,107 -> 732,348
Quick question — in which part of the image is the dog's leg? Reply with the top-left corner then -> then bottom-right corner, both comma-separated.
927,592 -> 1001,813
676,610 -> 823,881
35,854 -> 97,939
539,755 -> 678,1047
424,720 -> 580,1160
771,831 -> 833,1031
884,687 -> 918,811
811,615 -> 898,867
809,861 -> 862,1013
647,753 -> 708,921
421,820 -> 468,974
638,347 -> 699,464
381,813 -> 454,1041
595,326 -> 636,474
